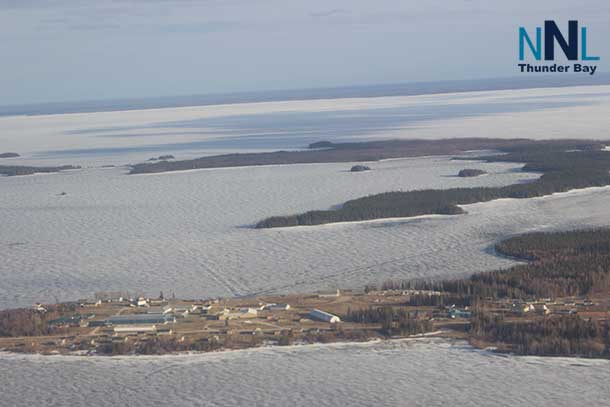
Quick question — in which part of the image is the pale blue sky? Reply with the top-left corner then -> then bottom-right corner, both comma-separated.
0,0 -> 608,105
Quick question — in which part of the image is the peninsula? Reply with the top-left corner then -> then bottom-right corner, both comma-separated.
255,140 -> 610,228
128,138 -> 605,174
0,164 -> 81,177
2,229 -> 610,358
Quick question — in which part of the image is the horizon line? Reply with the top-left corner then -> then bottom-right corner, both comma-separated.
2,73 -> 610,118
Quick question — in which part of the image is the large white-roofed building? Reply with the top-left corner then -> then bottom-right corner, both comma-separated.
309,309 -> 341,323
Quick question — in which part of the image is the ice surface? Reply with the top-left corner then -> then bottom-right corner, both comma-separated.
0,157 -> 543,308
0,338 -> 608,407
2,85 -> 610,166
3,85 -> 610,308
2,85 -> 610,405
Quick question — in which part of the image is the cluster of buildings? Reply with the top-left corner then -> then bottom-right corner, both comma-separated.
366,289 -> 442,297
47,313 -> 94,328
511,303 -> 551,315
81,296 -> 302,334
508,299 -> 594,316
488,297 -> 597,316
443,298 -> 595,319
43,290 -> 347,344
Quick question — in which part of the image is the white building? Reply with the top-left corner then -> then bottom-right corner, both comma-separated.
136,297 -> 149,307
220,308 -> 258,320
146,307 -> 166,314
309,309 -> 341,323
317,289 -> 341,298
113,325 -> 157,334
534,304 -> 550,315
33,303 -> 47,313
264,303 -> 291,311
163,305 -> 190,316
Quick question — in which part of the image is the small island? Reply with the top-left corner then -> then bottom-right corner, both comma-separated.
350,165 -> 371,172
148,155 -> 175,161
457,168 -> 487,177
309,141 -> 335,149
0,152 -> 20,158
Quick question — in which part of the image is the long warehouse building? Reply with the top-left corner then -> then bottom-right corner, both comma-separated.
105,314 -> 175,325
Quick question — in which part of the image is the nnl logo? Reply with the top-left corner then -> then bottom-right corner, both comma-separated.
519,20 -> 599,61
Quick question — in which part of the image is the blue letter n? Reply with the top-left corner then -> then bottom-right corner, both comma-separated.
519,27 -> 541,60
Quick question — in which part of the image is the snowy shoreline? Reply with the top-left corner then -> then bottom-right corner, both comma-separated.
259,184 -> 610,231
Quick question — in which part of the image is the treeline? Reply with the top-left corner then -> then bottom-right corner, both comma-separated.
345,306 -> 433,336
255,141 -> 610,228
378,229 -> 610,302
0,304 -> 76,337
129,138 -> 526,174
96,329 -> 374,355
471,313 -> 609,357
406,293 -> 472,307
466,229 -> 610,299
129,138 -> 601,174
0,164 -> 80,177
373,229 -> 610,358
0,152 -> 19,158
97,336 -> 224,355
495,229 -> 610,261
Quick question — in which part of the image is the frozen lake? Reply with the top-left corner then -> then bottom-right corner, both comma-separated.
1,338 -> 609,407
2,84 -> 610,406
2,153 -> 610,309
2,85 -> 610,308
1,85 -> 610,167
0,156 -> 543,308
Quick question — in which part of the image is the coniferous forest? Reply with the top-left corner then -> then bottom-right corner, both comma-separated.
381,229 -> 610,357
255,140 -> 610,228
0,164 -> 80,177
471,313 -> 608,357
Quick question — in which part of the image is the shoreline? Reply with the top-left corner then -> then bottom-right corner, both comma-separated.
253,139 -> 610,229
256,183 -> 610,231
256,213 -> 458,231
0,331 -> 450,360
129,158 -> 382,176
3,319 -> 610,361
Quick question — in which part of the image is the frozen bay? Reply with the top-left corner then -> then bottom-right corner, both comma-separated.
1,338 -> 608,407
3,84 -> 610,406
